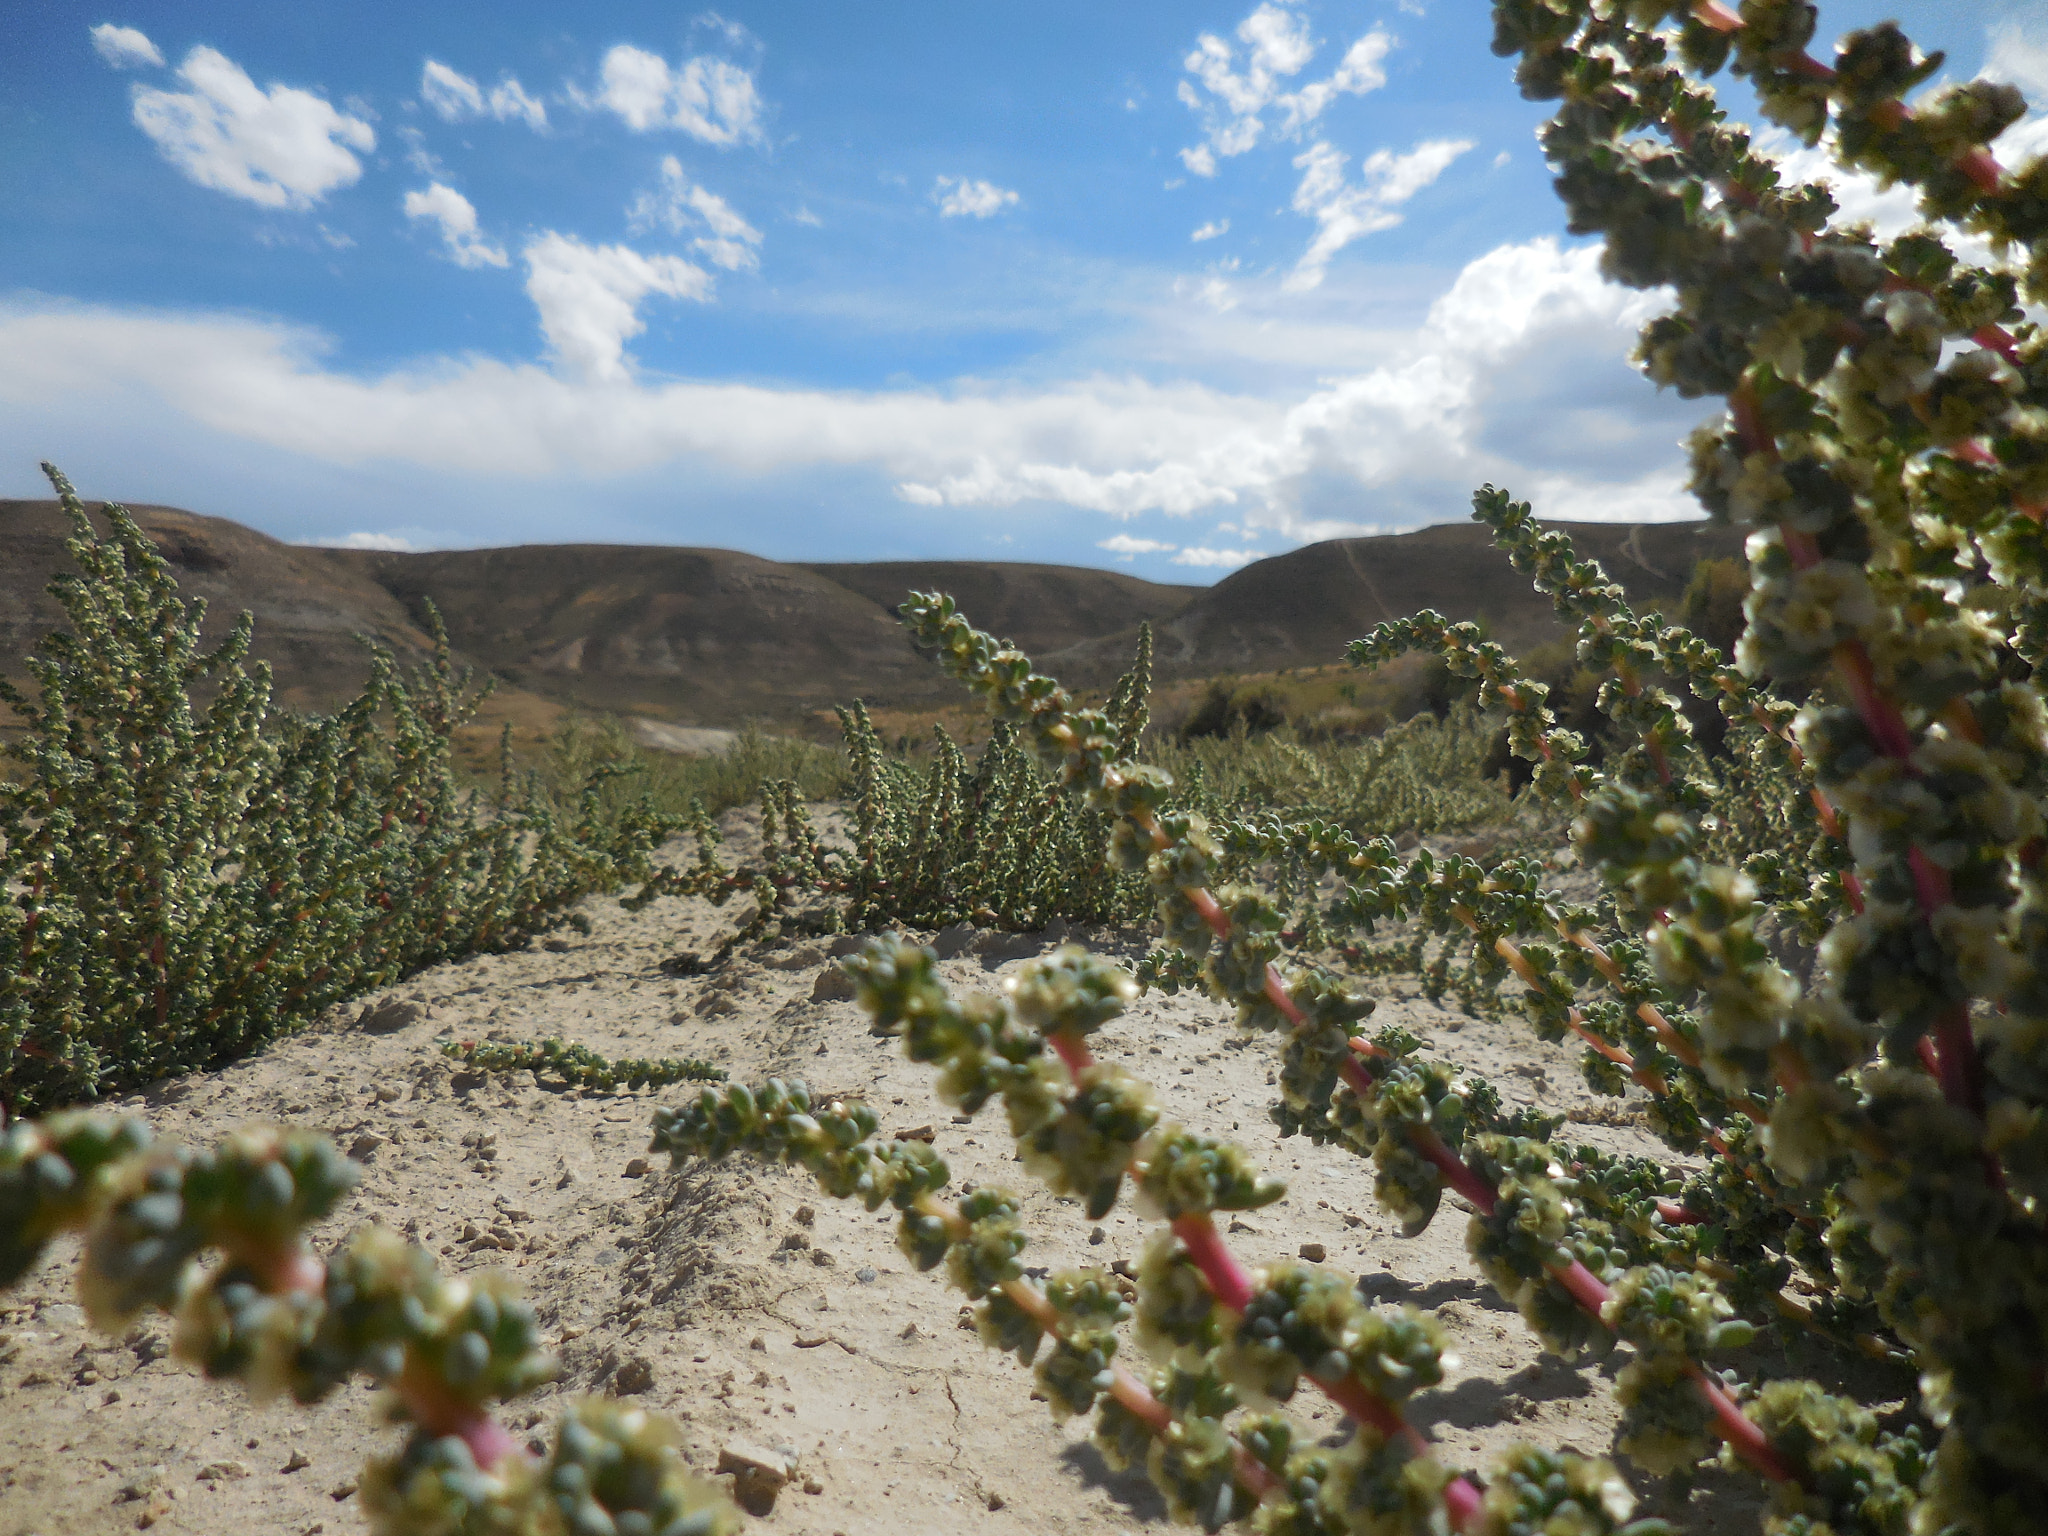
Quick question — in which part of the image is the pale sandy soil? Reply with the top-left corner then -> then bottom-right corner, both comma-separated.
0,813 -> 1811,1536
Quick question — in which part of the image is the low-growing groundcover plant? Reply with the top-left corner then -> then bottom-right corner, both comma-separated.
6,2 -> 2048,1533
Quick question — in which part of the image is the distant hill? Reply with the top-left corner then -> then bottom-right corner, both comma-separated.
800,561 -> 1196,661
1060,519 -> 1747,678
0,497 -> 444,716
3,498 -> 1745,739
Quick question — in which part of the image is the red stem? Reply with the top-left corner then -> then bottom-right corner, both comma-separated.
1169,1211 -> 1257,1313
1048,1028 -> 1094,1075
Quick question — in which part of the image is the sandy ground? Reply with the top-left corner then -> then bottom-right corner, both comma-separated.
0,814 -> 1795,1536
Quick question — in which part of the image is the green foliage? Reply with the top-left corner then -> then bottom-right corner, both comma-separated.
0,466 -> 685,1115
441,1036 -> 726,1093
529,713 -> 846,821
1155,706 -> 1516,842
0,1112 -> 738,1536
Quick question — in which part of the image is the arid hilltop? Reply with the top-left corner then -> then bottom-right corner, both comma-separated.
1,496 -> 1741,731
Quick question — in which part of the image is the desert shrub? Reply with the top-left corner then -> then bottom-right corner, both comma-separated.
531,712 -> 847,820
0,468 -> 685,1116
1156,705 -> 1515,841
1179,679 -> 1290,740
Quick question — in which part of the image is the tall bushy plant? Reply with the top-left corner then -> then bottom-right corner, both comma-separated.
0,468 -> 684,1115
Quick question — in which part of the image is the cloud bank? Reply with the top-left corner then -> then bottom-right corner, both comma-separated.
0,236 -> 1702,546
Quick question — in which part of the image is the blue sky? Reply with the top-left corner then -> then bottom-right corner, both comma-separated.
0,1 -> 2032,579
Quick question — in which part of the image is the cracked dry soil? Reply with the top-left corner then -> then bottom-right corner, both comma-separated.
0,814 -> 1779,1536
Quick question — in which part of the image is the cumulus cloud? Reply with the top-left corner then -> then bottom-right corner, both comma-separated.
1099,534 -> 1176,555
591,45 -> 761,144
90,23 -> 162,70
1286,137 -> 1473,290
300,530 -> 418,551
627,156 -> 762,271
1191,218 -> 1230,242
1177,5 -> 1391,175
0,236 -> 1702,548
1172,545 -> 1261,568
419,60 -> 547,129
935,177 -> 1019,218
522,233 -> 712,383
402,183 -> 508,269
129,46 -> 375,209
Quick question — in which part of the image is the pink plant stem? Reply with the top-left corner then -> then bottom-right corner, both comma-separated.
1169,1211 -> 1257,1313
1048,1028 -> 1094,1075
999,1263 -> 1283,1497
1687,1365 -> 1800,1484
1732,397 -> 1990,1122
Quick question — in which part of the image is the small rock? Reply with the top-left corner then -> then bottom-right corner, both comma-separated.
330,1480 -> 358,1501
810,967 -> 858,1003
1109,1260 -> 1136,1279
347,1133 -> 387,1161
39,1303 -> 84,1330
794,1205 -> 815,1227
809,1248 -> 835,1267
892,1124 -> 935,1143
803,1476 -> 824,1495
1088,1226 -> 1106,1246
374,1085 -> 403,1103
985,1490 -> 1006,1511
932,922 -> 977,959
623,1157 -> 650,1179
1341,1213 -> 1364,1228
543,938 -> 573,953
762,943 -> 826,971
282,1449 -> 312,1473
717,1441 -> 791,1517
196,1460 -> 251,1483
1299,1242 -> 1327,1263
779,1232 -> 811,1251
855,1267 -> 877,1284
357,998 -> 421,1035
115,1469 -> 166,1503
826,934 -> 869,957
612,1356 -> 655,1395
694,992 -> 740,1018
556,1169 -> 580,1189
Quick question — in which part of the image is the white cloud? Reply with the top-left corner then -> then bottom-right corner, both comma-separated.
403,183 -> 508,269
1273,33 -> 1391,137
1286,137 -> 1473,291
1173,545 -> 1261,568
91,23 -> 162,70
0,236 -> 1700,550
420,60 -> 484,119
592,45 -> 761,145
420,60 -> 548,129
1099,534 -> 1176,555
1177,6 -> 1393,174
789,205 -> 822,227
1191,218 -> 1230,242
300,530 -> 418,551
627,156 -> 763,271
521,232 -> 712,383
130,46 -> 375,210
935,177 -> 1019,218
